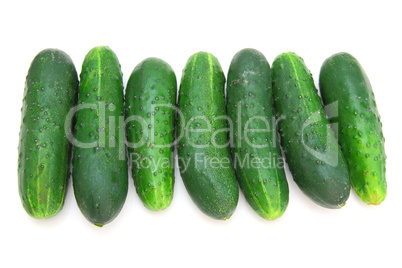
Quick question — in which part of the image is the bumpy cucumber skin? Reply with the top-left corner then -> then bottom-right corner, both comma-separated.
319,52 -> 386,205
227,48 -> 289,220
178,52 -> 239,220
272,52 -> 350,209
72,46 -> 128,227
18,48 -> 78,219
125,58 -> 177,211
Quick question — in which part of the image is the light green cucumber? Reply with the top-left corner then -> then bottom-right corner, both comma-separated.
319,52 -> 386,205
125,57 -> 177,211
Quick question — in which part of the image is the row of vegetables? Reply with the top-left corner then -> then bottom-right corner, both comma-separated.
18,46 -> 386,226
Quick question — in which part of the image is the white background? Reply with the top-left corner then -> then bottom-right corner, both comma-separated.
1,0 -> 401,267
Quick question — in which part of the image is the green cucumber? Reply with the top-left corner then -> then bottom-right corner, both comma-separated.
125,57 -> 177,211
272,52 -> 350,208
226,48 -> 289,220
18,48 -> 78,219
319,52 -> 386,205
72,46 -> 128,227
178,51 -> 239,219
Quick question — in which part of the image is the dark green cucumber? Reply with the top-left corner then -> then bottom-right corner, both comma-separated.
226,48 -> 289,220
272,52 -> 350,208
72,46 -> 128,227
319,52 -> 386,205
178,51 -> 239,220
18,48 -> 78,219
125,57 -> 177,211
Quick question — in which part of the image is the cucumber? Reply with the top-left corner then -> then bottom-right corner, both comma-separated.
125,57 -> 177,211
178,51 -> 239,219
18,48 -> 78,219
72,46 -> 128,227
319,52 -> 386,205
272,52 -> 350,209
226,48 -> 289,220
